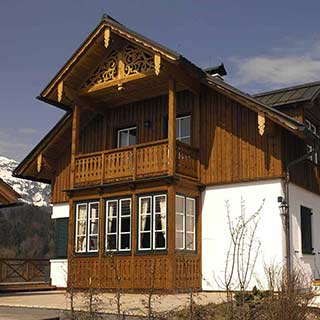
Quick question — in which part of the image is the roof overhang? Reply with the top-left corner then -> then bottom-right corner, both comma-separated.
0,179 -> 20,204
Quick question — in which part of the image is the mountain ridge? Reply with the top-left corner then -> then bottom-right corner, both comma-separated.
0,156 -> 50,207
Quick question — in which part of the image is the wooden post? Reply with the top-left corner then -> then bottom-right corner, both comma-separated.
168,78 -> 176,176
168,184 -> 176,289
193,93 -> 200,180
70,105 -> 80,189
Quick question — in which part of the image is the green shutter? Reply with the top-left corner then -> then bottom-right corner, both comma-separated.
55,218 -> 69,258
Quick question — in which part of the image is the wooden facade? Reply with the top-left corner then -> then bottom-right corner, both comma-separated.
14,16 -> 320,292
0,179 -> 20,206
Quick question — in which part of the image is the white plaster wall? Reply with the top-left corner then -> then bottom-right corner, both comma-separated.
51,203 -> 70,219
289,183 -> 320,281
50,259 -> 68,288
50,203 -> 69,287
202,179 -> 284,291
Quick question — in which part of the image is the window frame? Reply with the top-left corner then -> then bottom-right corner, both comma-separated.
175,194 -> 197,252
137,193 -> 168,253
300,205 -> 314,255
74,200 -> 100,255
105,197 -> 132,253
305,119 -> 318,164
176,115 -> 191,145
117,126 -> 137,148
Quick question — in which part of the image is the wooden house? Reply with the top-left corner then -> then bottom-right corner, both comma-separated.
0,178 -> 20,208
14,16 -> 320,291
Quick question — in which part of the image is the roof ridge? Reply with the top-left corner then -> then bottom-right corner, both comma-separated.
253,81 -> 320,97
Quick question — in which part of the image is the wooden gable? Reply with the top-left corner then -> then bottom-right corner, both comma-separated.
0,179 -> 20,205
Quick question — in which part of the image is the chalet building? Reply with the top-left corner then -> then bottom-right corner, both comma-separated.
14,16 -> 320,291
0,178 -> 20,208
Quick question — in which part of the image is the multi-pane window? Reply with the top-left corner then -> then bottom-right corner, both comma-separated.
175,195 -> 196,250
305,120 -> 318,164
105,198 -> 132,252
176,115 -> 191,144
75,202 -> 99,253
138,194 -> 167,251
301,206 -> 313,254
117,127 -> 137,148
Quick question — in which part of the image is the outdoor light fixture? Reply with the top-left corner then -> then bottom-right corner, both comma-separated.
144,120 -> 151,128
279,200 -> 288,216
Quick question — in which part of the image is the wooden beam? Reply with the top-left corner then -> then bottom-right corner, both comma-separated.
70,105 -> 80,189
37,153 -> 43,173
192,93 -> 200,148
168,78 -> 176,176
57,81 -> 63,103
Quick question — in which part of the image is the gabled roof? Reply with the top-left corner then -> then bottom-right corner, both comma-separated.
14,16 -> 320,184
0,178 -> 20,205
253,81 -> 320,107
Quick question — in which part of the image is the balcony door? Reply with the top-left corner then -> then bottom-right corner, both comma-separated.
117,126 -> 137,148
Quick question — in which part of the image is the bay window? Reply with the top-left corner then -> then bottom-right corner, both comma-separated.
75,201 -> 99,253
175,195 -> 196,250
138,194 -> 167,251
105,198 -> 132,252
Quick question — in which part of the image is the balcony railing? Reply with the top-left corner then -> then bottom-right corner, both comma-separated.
74,139 -> 199,187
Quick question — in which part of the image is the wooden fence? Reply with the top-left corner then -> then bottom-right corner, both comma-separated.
0,258 -> 50,283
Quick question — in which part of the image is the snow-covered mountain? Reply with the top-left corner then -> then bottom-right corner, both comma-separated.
0,156 -> 50,207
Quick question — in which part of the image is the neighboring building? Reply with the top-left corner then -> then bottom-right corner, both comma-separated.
0,178 -> 20,208
14,16 -> 320,291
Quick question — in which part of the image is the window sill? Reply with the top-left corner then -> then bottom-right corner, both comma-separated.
104,251 -> 132,257
73,252 -> 99,258
136,249 -> 168,255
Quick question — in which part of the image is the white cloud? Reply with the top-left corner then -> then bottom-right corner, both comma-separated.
230,40 -> 320,92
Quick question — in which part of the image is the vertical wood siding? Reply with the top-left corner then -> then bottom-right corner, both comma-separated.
200,88 -> 283,185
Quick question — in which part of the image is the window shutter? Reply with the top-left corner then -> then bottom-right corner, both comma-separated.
55,218 -> 69,259
300,206 -> 313,254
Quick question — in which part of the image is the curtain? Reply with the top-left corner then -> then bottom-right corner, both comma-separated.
108,204 -> 114,233
160,197 -> 166,235
141,199 -> 149,231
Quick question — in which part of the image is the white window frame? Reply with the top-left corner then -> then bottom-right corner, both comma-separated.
176,115 -> 191,144
138,196 -> 152,251
175,195 -> 196,251
75,201 -> 100,253
117,126 -> 137,148
105,198 -> 132,252
186,197 -> 196,251
175,195 -> 185,250
88,202 -> 99,253
105,200 -> 119,252
153,194 -> 167,250
138,194 -> 167,251
305,119 -> 318,164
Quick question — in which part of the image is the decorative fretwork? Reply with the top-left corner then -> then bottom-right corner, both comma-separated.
81,44 -> 157,91
81,50 -> 118,89
123,44 -> 154,76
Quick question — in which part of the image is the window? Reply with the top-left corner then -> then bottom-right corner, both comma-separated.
175,195 -> 196,250
138,194 -> 167,251
75,202 -> 99,253
301,206 -> 313,254
105,198 -> 132,252
176,115 -> 191,144
305,120 -> 318,164
117,127 -> 137,148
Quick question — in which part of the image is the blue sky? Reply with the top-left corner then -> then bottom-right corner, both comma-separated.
1,0 -> 320,160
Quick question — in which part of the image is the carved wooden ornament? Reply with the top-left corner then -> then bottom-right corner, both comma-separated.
104,28 -> 111,48
154,53 -> 161,76
37,153 -> 43,173
258,113 -> 266,136
57,81 -> 63,102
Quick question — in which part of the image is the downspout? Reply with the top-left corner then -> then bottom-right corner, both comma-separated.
283,148 -> 318,276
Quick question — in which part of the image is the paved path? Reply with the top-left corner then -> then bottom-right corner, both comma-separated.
0,306 -> 62,320
0,290 -> 227,318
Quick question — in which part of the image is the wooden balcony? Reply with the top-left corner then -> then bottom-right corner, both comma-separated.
74,139 -> 199,187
